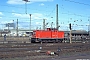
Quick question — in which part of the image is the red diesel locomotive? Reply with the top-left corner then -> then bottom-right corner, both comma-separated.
31,28 -> 64,43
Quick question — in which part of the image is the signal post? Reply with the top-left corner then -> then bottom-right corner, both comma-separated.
69,23 -> 72,44
70,29 -> 72,43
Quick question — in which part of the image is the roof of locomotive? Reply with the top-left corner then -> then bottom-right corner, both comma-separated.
33,28 -> 58,31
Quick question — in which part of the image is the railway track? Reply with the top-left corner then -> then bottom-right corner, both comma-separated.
0,43 -> 90,59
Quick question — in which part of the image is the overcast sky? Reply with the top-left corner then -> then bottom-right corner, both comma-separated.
0,0 -> 90,31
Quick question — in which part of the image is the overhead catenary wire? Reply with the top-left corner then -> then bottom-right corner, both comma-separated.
1,0 -> 90,16
0,10 -> 25,14
1,1 -> 89,19
0,4 -> 54,14
1,3 -> 89,28
59,0 -> 90,19
0,0 -> 57,17
0,7 -> 56,20
59,4 -> 90,18
45,7 -> 55,17
58,2 -> 90,31
61,12 -> 90,18
64,0 -> 90,6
